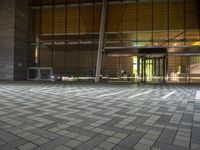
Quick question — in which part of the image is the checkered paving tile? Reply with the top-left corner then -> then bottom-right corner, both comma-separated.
0,81 -> 200,150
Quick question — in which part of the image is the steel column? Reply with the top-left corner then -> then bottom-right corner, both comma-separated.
137,56 -> 140,79
38,0 -> 42,67
51,0 -> 55,67
144,57 -> 146,82
95,0 -> 107,82
64,0 -> 67,74
163,55 -> 166,83
166,55 -> 168,83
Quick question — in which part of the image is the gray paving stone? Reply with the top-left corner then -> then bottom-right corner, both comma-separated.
106,137 -> 122,144
33,138 -> 50,145
0,139 -> 28,150
57,130 -> 70,135
18,132 -> 32,138
102,130 -> 115,136
191,143 -> 200,150
76,134 -> 109,150
154,141 -> 190,150
113,132 -> 128,139
0,129 -> 19,142
24,134 -> 41,141
147,130 -> 161,136
31,129 -> 60,140
157,129 -> 176,144
76,135 -> 90,142
93,147 -> 104,150
135,127 -> 148,133
119,132 -> 144,148
177,131 -> 191,137
18,143 -> 37,150
175,135 -> 190,142
139,138 -> 155,146
67,126 -> 96,137
0,140 -> 6,146
65,132 -> 79,139
92,128 -> 104,133
98,141 -> 116,150
32,136 -> 70,150
134,143 -> 151,150
0,82 -> 199,150
173,140 -> 190,148
112,145 -> 131,150
65,140 -> 81,148
53,145 -> 71,150
151,147 -> 162,150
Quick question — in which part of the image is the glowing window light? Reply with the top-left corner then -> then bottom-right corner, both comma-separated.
35,47 -> 39,64
192,41 -> 200,46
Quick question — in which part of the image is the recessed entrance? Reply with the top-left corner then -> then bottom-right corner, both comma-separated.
133,55 -> 167,83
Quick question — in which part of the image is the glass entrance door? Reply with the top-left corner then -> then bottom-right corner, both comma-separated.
133,56 -> 167,83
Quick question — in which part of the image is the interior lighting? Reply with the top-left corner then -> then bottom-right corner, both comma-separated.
35,47 -> 39,64
192,41 -> 200,46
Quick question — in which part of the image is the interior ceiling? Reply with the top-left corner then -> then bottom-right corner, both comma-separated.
105,46 -> 200,56
31,0 -> 194,6
31,0 -> 199,48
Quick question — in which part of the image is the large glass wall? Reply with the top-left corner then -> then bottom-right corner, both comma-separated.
30,0 -> 200,82
168,56 -> 200,83
104,0 -> 199,47
30,0 -> 100,79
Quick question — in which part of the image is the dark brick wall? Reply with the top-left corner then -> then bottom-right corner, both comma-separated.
0,0 -> 15,80
0,0 -> 29,80
14,0 -> 29,80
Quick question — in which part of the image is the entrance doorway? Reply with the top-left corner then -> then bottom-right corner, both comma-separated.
133,55 -> 167,83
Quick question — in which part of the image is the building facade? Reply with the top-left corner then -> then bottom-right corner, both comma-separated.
0,0 -> 200,83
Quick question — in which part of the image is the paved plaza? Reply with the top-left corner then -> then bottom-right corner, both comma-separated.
0,81 -> 200,150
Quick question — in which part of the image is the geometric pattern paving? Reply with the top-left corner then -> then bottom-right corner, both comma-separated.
0,81 -> 200,150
